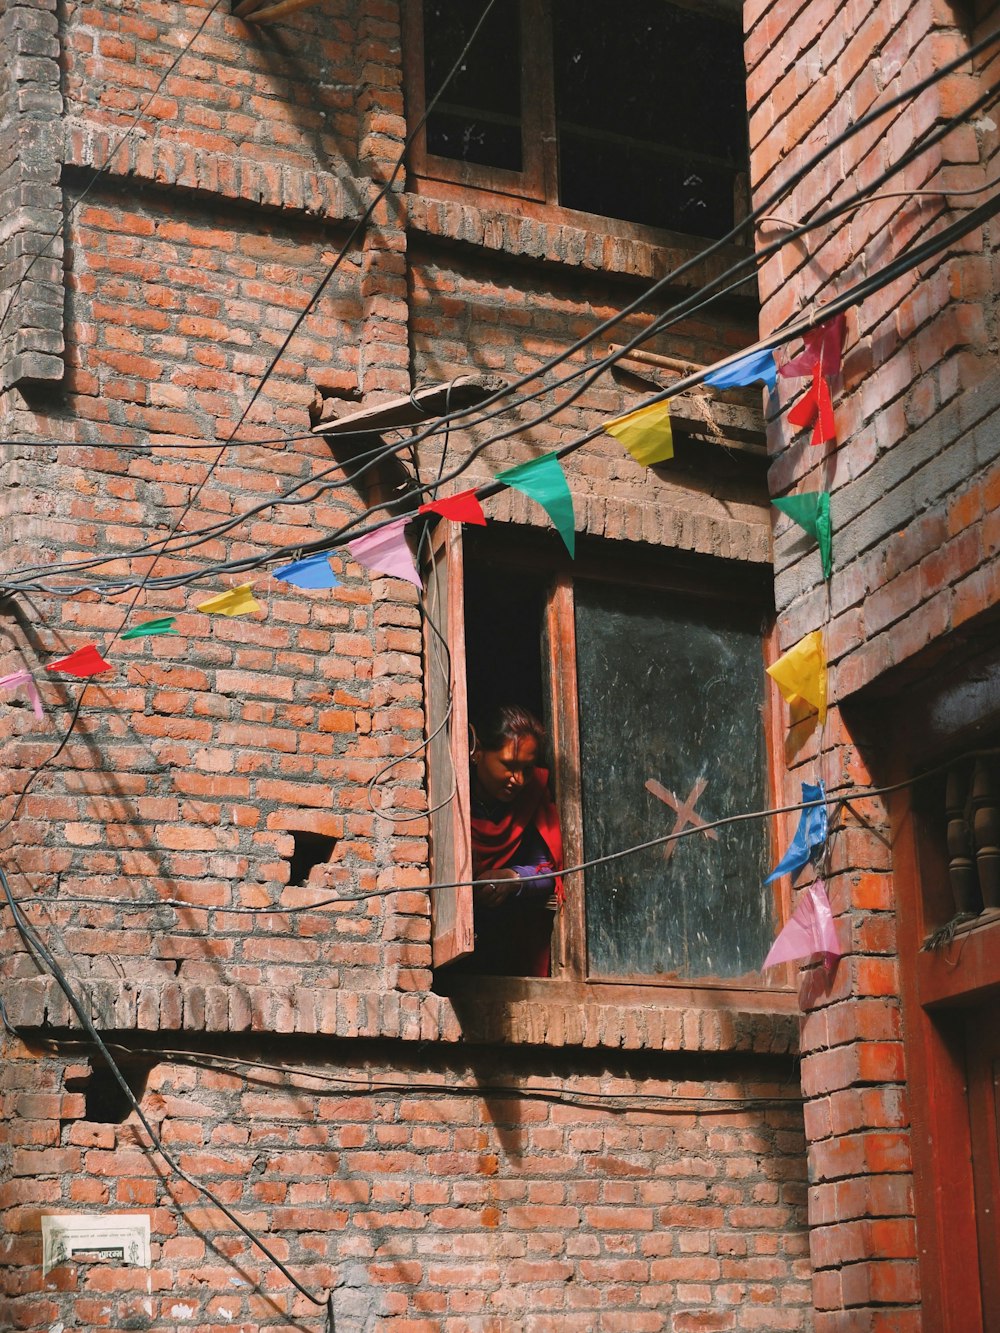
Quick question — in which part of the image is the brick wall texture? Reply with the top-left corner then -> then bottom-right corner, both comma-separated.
749,0 -> 1000,1330
2,0 -> 995,1328
0,1 -> 808,1330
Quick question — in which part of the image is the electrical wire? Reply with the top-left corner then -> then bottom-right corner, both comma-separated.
6,1035 -> 805,1115
3,31 -> 997,595
11,746 -> 983,918
8,122 -> 1000,603
0,864 -> 332,1319
4,140 -> 996,602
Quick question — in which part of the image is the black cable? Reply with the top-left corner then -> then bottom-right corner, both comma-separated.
4,146 -> 992,602
3,32 -> 996,594
20,742 -> 993,920
0,864 -> 331,1313
0,0 -> 227,342
1,169 -> 997,610
8,83 -> 999,603
11,1036 -> 804,1114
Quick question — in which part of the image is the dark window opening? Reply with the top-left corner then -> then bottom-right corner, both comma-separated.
423,0 -> 524,171
415,0 -> 749,238
456,553 -> 554,979
287,831 -> 337,887
464,556 -> 547,734
65,1059 -> 151,1125
553,0 -> 748,236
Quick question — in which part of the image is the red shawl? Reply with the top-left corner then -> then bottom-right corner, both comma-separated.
470,767 -> 564,905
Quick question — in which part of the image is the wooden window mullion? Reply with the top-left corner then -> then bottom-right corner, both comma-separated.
424,520 -> 474,968
545,573 -> 586,979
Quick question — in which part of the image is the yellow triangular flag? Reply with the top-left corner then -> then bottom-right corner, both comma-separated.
767,629 -> 827,724
604,400 -> 674,466
196,584 -> 262,617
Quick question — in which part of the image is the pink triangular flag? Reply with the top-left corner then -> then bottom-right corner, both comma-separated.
0,669 -> 44,718
779,313 -> 846,379
348,518 -> 421,587
418,490 -> 487,526
762,879 -> 841,972
44,644 -> 113,678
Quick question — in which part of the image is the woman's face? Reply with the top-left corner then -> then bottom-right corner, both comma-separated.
473,733 -> 539,804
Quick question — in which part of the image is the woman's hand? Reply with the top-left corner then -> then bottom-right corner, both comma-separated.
477,868 -> 519,907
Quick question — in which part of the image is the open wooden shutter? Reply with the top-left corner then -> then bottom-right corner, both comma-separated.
543,573 -> 586,979
423,519 -> 474,967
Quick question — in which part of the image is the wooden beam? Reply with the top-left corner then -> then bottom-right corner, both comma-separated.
608,344 -> 705,376
311,375 -> 508,434
236,0 -> 321,20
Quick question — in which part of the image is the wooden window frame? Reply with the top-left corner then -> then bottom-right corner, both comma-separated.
403,0 -> 555,205
423,522 -> 793,1002
871,631 -> 1000,1333
403,0 -> 749,236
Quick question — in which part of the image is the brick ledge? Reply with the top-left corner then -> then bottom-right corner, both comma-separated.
7,976 -> 798,1055
63,117 -> 364,222
405,191 -> 756,284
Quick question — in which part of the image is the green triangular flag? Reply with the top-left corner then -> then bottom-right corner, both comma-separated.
495,452 -> 575,557
121,617 -> 178,640
772,492 -> 832,580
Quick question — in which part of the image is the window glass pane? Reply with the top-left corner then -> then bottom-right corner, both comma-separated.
423,0 -> 523,171
575,580 -> 773,979
552,0 -> 748,235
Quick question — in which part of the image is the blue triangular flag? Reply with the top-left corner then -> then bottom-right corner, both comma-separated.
765,781 -> 827,884
274,554 -> 340,590
704,347 -> 778,392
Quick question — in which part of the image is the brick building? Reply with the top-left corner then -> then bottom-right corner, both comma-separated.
0,1 -> 997,1331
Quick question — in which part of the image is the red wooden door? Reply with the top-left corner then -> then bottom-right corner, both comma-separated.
968,1003 -> 1000,1332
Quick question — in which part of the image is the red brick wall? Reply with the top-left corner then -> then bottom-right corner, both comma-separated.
0,0 -> 813,1328
0,0 -> 776,999
1,1037 -> 811,1333
748,1 -> 1000,1328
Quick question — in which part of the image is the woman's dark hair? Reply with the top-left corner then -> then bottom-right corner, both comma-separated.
474,703 -> 547,754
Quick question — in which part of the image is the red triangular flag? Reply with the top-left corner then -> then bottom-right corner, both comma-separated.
44,644 -> 113,678
779,313 -> 846,379
787,367 -> 836,446
418,490 -> 487,526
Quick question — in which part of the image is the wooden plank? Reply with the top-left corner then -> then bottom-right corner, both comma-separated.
608,343 -> 705,375
546,576 -> 586,980
241,0 -> 322,21
312,376 -> 508,434
424,520 -> 474,969
916,909 -> 1000,1007
608,349 -> 766,450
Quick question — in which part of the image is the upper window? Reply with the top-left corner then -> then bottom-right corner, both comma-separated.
423,522 -> 780,990
406,0 -> 750,238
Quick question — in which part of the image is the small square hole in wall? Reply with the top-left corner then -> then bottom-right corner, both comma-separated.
287,831 -> 337,887
65,1059 -> 152,1125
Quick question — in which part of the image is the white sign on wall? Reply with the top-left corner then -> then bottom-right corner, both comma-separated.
41,1214 -> 151,1277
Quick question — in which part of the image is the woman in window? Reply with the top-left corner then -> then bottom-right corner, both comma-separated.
469,703 -> 564,977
